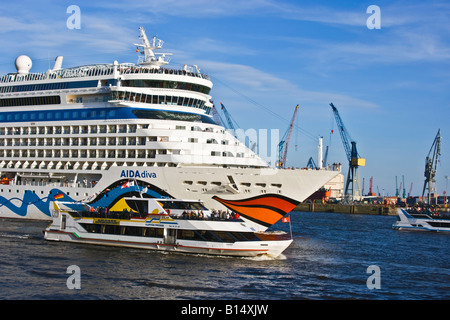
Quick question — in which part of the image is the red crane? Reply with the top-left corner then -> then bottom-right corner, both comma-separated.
368,176 -> 377,196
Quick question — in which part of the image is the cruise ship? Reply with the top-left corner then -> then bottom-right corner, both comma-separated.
0,27 -> 339,222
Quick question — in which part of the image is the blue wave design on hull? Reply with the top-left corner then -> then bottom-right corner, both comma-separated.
0,181 -> 169,218
0,189 -> 74,217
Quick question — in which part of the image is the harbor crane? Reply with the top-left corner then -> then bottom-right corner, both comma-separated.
220,102 -> 238,132
408,182 -> 413,198
219,102 -> 257,150
422,129 -> 441,204
330,103 -> 366,202
211,103 -> 225,127
277,105 -> 299,169
402,175 -> 406,199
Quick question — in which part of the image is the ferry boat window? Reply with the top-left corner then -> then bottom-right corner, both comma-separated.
196,230 -> 218,242
177,230 -> 196,240
145,228 -> 163,238
124,199 -> 148,215
231,232 -> 259,241
61,214 -> 66,230
103,225 -> 121,235
125,226 -> 142,236
214,231 -> 235,243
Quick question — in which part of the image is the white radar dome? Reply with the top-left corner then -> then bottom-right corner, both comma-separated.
15,55 -> 32,74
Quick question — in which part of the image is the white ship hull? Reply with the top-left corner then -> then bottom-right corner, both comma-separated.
0,165 -> 337,221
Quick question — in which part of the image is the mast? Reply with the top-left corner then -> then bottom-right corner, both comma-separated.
134,27 -> 171,68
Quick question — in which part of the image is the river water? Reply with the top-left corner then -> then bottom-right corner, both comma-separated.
0,211 -> 448,301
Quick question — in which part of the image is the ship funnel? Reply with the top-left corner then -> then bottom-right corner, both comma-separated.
53,56 -> 63,71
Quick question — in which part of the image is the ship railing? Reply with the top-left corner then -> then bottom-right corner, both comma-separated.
119,66 -> 210,80
14,179 -> 96,188
0,63 -> 209,84
0,64 -> 116,84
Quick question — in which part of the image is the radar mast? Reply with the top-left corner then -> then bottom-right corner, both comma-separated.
134,27 -> 171,68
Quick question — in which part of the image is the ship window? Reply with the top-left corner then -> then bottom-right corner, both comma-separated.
121,79 -> 211,95
0,95 -> 60,107
131,109 -> 216,125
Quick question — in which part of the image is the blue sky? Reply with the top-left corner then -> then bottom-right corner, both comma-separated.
0,0 -> 449,197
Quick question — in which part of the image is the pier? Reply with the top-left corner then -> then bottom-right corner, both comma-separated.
294,203 -> 397,215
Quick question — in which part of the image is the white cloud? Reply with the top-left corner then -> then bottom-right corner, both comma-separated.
198,60 -> 379,111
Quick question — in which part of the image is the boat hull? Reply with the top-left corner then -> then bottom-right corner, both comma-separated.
43,198 -> 294,258
392,208 -> 450,232
44,229 -> 292,257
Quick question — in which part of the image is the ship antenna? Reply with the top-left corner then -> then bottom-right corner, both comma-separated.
134,26 -> 171,68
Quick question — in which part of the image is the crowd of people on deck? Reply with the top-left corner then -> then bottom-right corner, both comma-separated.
179,209 -> 240,220
79,206 -> 241,221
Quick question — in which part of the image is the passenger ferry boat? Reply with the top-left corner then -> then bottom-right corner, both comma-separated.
392,208 -> 450,232
44,194 -> 298,257
0,27 -> 339,222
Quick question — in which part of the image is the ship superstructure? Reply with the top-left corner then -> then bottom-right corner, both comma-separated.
0,27 -> 339,222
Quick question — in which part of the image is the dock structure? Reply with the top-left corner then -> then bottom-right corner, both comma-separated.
295,203 -> 396,215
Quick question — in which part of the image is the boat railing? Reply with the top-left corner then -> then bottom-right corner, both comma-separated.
68,209 -> 243,222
